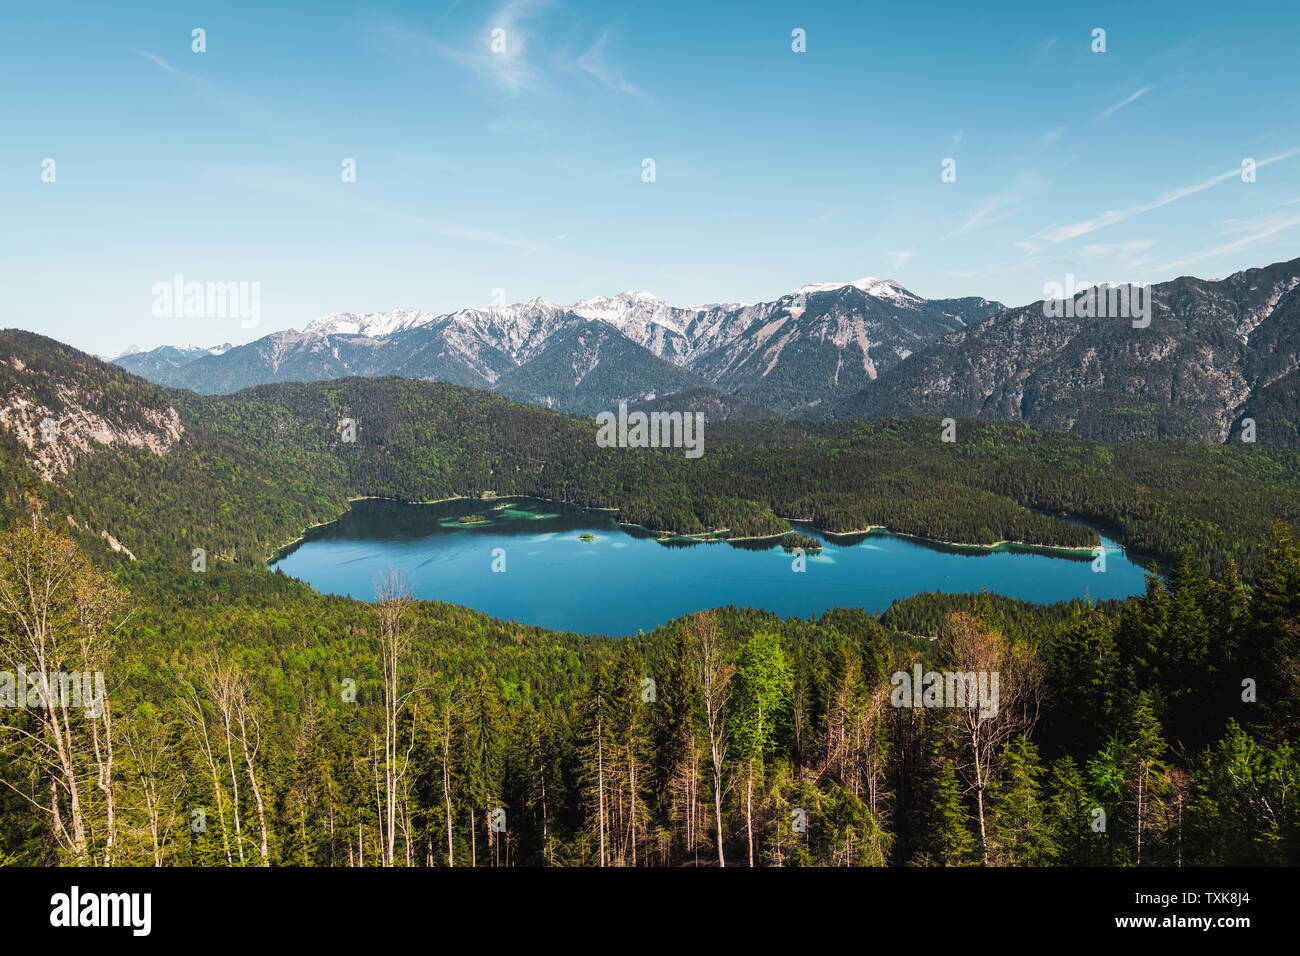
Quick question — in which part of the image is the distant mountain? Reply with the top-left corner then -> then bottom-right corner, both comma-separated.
112,280 -> 1003,416
117,257 -> 1300,444
834,258 -> 1300,444
494,319 -> 712,414
111,343 -> 231,381
688,283 -> 1003,414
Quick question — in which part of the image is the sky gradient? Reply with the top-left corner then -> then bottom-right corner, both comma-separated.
4,0 -> 1300,355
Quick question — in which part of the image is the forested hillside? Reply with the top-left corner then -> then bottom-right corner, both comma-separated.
1,518 -> 1296,866
2,331 -> 1298,584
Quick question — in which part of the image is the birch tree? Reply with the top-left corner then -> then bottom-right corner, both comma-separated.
690,612 -> 732,867
0,519 -> 126,864
375,569 -> 418,867
941,611 -> 1041,864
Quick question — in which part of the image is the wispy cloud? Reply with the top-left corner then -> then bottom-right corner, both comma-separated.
576,29 -> 645,98
1097,86 -> 1153,121
1018,148 -> 1300,254
885,251 -> 915,270
381,0 -> 550,94
203,164 -> 532,249
134,49 -> 176,73
1080,239 -> 1157,258
135,48 -> 279,136
1156,208 -> 1300,272
943,177 -> 1044,239
1041,127 -> 1064,146
945,196 -> 1013,239
810,203 -> 840,225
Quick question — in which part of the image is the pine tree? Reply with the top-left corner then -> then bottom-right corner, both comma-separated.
988,735 -> 1055,864
1243,523 -> 1300,735
922,758 -> 978,866
1190,720 -> 1298,864
1046,755 -> 1102,865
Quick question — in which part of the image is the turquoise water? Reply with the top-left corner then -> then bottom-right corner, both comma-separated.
269,497 -> 1154,636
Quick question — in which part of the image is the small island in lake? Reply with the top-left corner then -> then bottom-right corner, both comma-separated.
457,514 -> 489,526
781,532 -> 822,554
578,532 -> 597,541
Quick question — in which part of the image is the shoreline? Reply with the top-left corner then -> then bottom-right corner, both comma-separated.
266,493 -> 1103,566
266,492 -> 621,565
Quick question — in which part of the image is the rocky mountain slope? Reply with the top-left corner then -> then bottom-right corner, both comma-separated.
114,281 -> 1003,417
113,257 -> 1300,444
835,258 -> 1300,444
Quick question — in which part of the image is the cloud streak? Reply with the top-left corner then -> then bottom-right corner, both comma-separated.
380,0 -> 551,94
1018,148 -> 1300,254
1097,86 -> 1153,121
135,48 -> 280,136
943,176 -> 1045,239
576,29 -> 645,98
203,164 -> 533,249
1156,209 -> 1300,272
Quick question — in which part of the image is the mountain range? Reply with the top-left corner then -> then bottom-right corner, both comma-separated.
836,258 -> 1300,444
113,280 -> 1003,418
113,257 -> 1300,444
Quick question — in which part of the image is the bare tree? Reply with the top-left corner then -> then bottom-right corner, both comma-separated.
437,695 -> 459,866
690,612 -> 732,867
229,674 -> 270,865
178,680 -> 233,865
0,520 -> 126,864
941,611 -> 1041,864
121,715 -> 180,866
375,568 -> 418,867
195,659 -> 250,864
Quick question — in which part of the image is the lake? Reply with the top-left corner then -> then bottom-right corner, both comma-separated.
268,497 -> 1154,636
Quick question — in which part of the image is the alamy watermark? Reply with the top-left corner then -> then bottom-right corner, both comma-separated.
889,664 -> 999,719
596,402 -> 704,459
0,668 -> 107,718
151,273 -> 260,329
1042,275 -> 1152,328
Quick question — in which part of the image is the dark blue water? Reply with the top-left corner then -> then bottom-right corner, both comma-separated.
269,497 -> 1153,636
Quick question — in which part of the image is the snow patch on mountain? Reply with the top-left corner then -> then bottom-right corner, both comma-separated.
796,278 -> 920,304
305,310 -> 443,338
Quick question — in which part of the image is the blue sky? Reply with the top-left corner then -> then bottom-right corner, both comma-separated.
3,0 -> 1299,355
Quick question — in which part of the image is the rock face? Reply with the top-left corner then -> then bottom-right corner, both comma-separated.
0,387 -> 183,481
112,282 -> 1004,417
834,258 -> 1300,445
0,330 -> 190,559
0,339 -> 185,481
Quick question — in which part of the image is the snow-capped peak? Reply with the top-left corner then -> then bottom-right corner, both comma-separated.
294,276 -> 927,355
573,290 -> 665,312
795,277 -> 917,303
573,291 -> 684,331
304,309 -> 442,337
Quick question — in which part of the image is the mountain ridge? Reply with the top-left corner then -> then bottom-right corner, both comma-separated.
112,256 -> 1300,443
114,278 -> 1003,416
834,257 -> 1300,444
